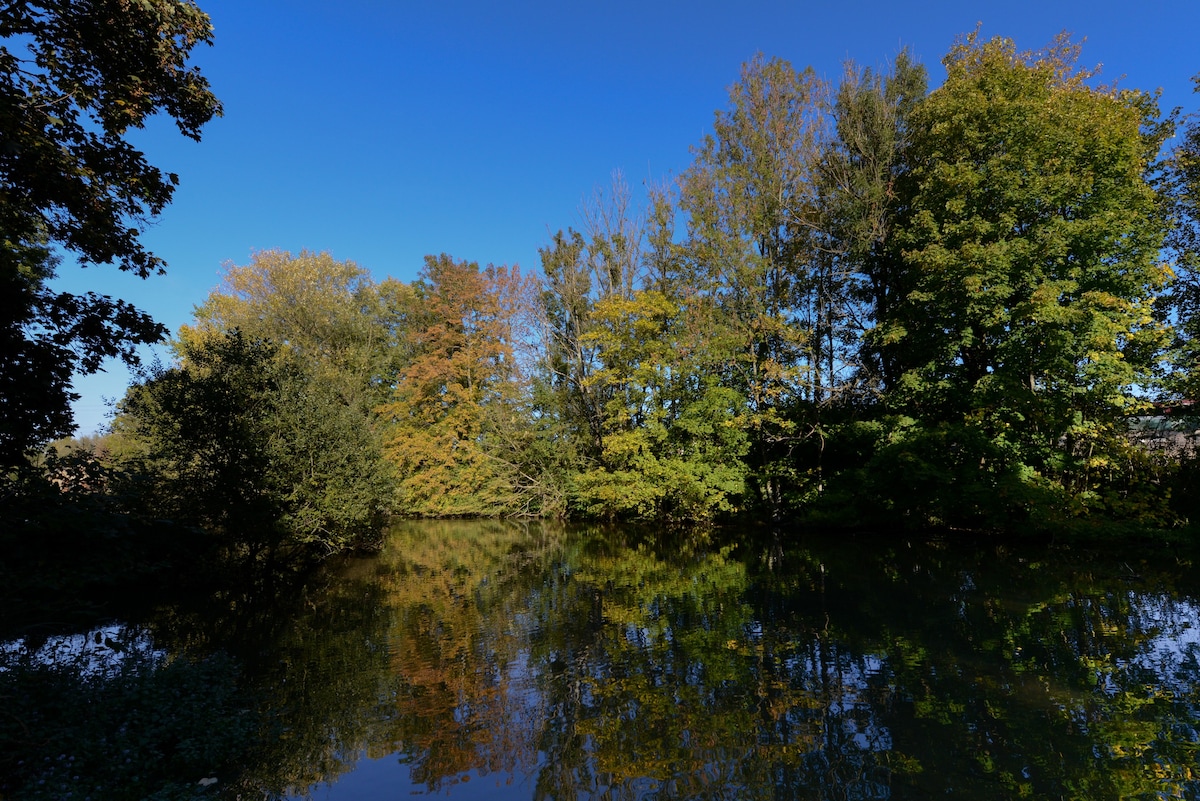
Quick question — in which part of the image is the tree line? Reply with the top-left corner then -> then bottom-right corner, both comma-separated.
7,20 -> 1200,562
106,33 -> 1200,545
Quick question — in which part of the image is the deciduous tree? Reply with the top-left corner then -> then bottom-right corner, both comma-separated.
1161,74 -> 1200,402
180,249 -> 414,413
679,55 -> 830,510
537,174 -> 647,463
820,51 -> 927,395
379,255 -> 540,516
0,0 -> 221,463
573,290 -> 749,521
116,330 -> 395,556
874,33 -> 1171,521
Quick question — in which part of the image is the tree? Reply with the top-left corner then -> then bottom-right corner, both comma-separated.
115,251 -> 407,554
113,333 -> 286,552
0,0 -> 221,463
115,331 -> 395,558
1161,74 -> 1200,402
378,255 -> 541,517
819,51 -> 927,396
536,174 -> 647,463
534,176 -> 750,521
572,290 -> 749,521
873,33 -> 1171,522
538,227 -> 605,461
678,54 -> 829,510
179,249 -> 414,413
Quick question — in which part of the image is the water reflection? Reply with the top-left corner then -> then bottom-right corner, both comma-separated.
8,522 -> 1200,800
259,524 -> 1200,800
1,623 -> 162,676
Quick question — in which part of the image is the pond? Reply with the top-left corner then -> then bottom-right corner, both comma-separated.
4,520 -> 1200,800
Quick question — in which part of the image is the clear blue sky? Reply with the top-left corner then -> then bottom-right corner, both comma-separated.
53,0 -> 1200,435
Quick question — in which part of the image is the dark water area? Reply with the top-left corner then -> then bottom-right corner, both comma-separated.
5,520 -> 1200,800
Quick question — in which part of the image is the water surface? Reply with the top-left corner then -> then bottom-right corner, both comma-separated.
8,520 -> 1200,800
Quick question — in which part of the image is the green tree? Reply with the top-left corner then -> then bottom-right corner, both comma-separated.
0,0 -> 221,463
770,52 -> 929,511
678,54 -> 831,510
1162,74 -> 1200,402
113,333 -> 286,553
116,331 -> 393,558
0,242 -> 165,465
537,178 -> 750,521
820,51 -> 928,395
538,227 -> 605,461
573,290 -> 748,521
179,249 -> 415,413
866,33 -> 1171,525
151,250 -> 405,550
1158,75 -> 1200,527
536,174 -> 647,464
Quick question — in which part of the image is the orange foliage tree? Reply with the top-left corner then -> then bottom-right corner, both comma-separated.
378,255 -> 540,516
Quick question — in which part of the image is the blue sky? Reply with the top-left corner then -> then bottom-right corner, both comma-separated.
53,0 -> 1200,434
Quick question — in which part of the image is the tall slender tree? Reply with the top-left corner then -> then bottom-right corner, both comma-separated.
537,175 -> 647,463
1161,74 -> 1200,402
820,51 -> 928,396
678,55 -> 828,509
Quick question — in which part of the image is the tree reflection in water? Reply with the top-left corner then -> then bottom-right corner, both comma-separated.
259,522 -> 1200,800
10,521 -> 1199,800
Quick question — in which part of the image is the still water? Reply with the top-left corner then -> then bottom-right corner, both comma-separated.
9,520 -> 1200,800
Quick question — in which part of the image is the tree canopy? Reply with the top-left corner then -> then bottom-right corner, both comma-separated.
0,0 -> 221,465
863,32 -> 1171,525
63,31 -> 1200,542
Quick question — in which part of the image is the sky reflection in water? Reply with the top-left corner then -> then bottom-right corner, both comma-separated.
253,522 -> 1200,800
12,520 -> 1200,800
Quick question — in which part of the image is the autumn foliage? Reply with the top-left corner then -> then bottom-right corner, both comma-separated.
95,32 -> 1200,541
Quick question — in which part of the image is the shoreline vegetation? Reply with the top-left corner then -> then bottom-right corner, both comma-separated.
6,27 -> 1200,606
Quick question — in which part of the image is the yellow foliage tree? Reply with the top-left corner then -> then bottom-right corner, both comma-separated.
378,255 -> 539,516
